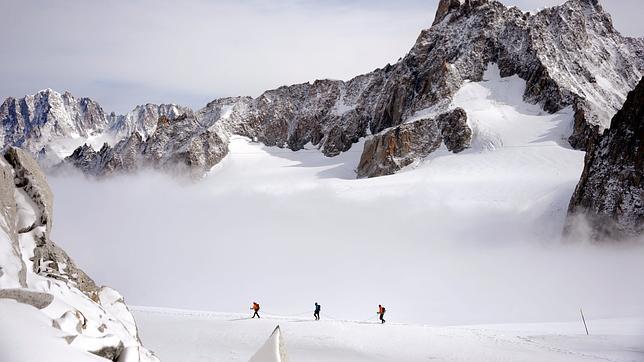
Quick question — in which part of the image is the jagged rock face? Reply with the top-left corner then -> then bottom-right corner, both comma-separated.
418,0 -> 641,150
109,103 -> 194,140
357,108 -> 470,178
4,148 -> 99,296
66,113 -> 228,178
529,0 -> 643,149
143,114 -> 228,177
0,89 -> 108,155
0,148 -> 159,361
195,0 -> 642,161
64,133 -> 145,177
198,76 -> 378,157
566,77 -> 644,242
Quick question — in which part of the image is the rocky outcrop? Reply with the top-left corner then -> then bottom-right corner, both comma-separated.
0,289 -> 54,309
5,148 -> 54,235
109,103 -> 194,140
64,133 -> 145,177
0,148 -> 159,361
65,113 -> 229,178
438,108 -> 472,153
357,108 -> 470,178
566,77 -> 644,241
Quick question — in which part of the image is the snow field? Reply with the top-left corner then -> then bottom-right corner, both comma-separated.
130,307 -> 644,362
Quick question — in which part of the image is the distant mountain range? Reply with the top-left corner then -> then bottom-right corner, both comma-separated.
0,0 -> 641,241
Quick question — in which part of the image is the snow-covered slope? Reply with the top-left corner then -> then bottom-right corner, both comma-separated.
131,308 -> 644,362
452,63 -> 574,151
0,148 -> 158,362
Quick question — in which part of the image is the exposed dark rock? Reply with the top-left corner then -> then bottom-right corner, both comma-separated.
64,132 -> 145,177
566,77 -> 644,241
5,147 -> 54,236
0,289 -> 54,309
357,108 -> 470,178
569,99 -> 602,150
438,108 -> 472,153
91,340 -> 124,361
433,0 -> 465,26
66,113 -> 229,178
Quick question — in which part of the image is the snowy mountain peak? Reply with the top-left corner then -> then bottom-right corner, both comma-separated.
0,89 -> 109,160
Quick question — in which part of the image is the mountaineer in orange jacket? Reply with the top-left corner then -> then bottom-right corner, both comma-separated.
251,302 -> 260,319
378,304 -> 386,324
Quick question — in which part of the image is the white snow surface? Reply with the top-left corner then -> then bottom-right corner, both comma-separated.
47,64 -> 644,359
452,64 -> 573,151
130,307 -> 644,362
249,325 -> 287,362
0,300 -> 106,362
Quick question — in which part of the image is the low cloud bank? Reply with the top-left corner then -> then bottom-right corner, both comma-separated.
48,170 -> 644,325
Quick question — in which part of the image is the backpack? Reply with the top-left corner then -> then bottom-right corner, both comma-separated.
382,307 -> 386,313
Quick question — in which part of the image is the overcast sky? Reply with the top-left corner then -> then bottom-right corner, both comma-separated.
1,0 -> 642,114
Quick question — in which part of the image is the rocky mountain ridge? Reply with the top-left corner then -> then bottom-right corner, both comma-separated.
566,77 -> 643,242
1,0 -> 642,179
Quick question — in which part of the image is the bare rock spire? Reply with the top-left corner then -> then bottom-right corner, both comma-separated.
433,0 -> 464,25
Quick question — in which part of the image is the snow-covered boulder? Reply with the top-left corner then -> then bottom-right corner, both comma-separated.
0,148 -> 159,361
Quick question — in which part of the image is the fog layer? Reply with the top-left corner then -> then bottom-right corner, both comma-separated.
48,140 -> 644,325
